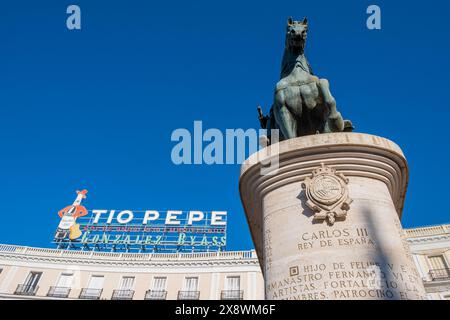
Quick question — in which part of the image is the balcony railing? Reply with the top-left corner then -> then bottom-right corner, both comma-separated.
47,286 -> 71,298
111,289 -> 135,300
145,290 -> 167,300
79,288 -> 103,299
14,284 -> 38,296
429,268 -> 450,281
221,290 -> 244,300
177,290 -> 200,300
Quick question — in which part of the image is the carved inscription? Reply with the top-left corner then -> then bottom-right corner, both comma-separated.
297,227 -> 375,251
265,224 -> 426,300
264,228 -> 274,272
267,261 -> 425,300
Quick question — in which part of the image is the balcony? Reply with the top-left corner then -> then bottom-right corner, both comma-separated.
14,284 -> 38,296
111,289 -> 135,300
145,290 -> 167,300
47,286 -> 71,298
429,268 -> 450,281
177,290 -> 200,300
79,288 -> 103,299
221,290 -> 244,300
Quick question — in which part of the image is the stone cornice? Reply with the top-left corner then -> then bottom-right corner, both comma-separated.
406,234 -> 450,244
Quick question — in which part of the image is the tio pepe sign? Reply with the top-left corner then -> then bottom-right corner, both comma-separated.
54,190 -> 228,253
90,209 -> 227,226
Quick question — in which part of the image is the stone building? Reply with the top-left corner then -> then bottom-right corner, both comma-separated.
0,248 -> 263,300
406,224 -> 450,300
0,223 -> 448,300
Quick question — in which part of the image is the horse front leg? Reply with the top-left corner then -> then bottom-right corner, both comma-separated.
317,79 -> 344,132
273,90 -> 297,139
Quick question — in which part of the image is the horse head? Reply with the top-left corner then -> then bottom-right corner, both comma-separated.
285,17 -> 308,54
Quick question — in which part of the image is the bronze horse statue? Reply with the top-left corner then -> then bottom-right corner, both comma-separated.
259,17 -> 353,142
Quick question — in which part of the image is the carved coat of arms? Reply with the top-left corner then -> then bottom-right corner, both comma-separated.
301,163 -> 352,225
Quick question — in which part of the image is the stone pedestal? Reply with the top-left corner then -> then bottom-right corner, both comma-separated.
239,132 -> 427,300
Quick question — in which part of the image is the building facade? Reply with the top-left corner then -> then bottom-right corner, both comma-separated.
0,246 -> 263,300
0,223 -> 449,300
406,224 -> 450,300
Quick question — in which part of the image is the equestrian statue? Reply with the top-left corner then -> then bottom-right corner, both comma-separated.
259,17 -> 353,144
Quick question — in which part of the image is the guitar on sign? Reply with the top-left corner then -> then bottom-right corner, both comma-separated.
55,189 -> 89,240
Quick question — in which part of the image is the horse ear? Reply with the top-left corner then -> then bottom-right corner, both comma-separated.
287,16 -> 293,25
302,17 -> 308,25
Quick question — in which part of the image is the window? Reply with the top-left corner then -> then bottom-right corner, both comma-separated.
111,276 -> 135,300
56,273 -> 73,289
119,276 -> 135,290
183,277 -> 198,291
24,272 -> 42,290
222,276 -> 243,300
152,277 -> 167,291
178,277 -> 200,300
88,275 -> 104,290
226,276 -> 241,291
81,275 -> 104,298
15,271 -> 42,295
145,277 -> 168,300
429,255 -> 448,269
428,255 -> 450,280
48,273 -> 73,297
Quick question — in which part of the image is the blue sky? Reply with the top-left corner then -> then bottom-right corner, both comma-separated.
0,0 -> 449,251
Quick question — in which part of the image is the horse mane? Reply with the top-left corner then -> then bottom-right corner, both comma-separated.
279,41 -> 313,79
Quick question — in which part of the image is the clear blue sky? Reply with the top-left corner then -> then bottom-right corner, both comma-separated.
0,0 -> 449,251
